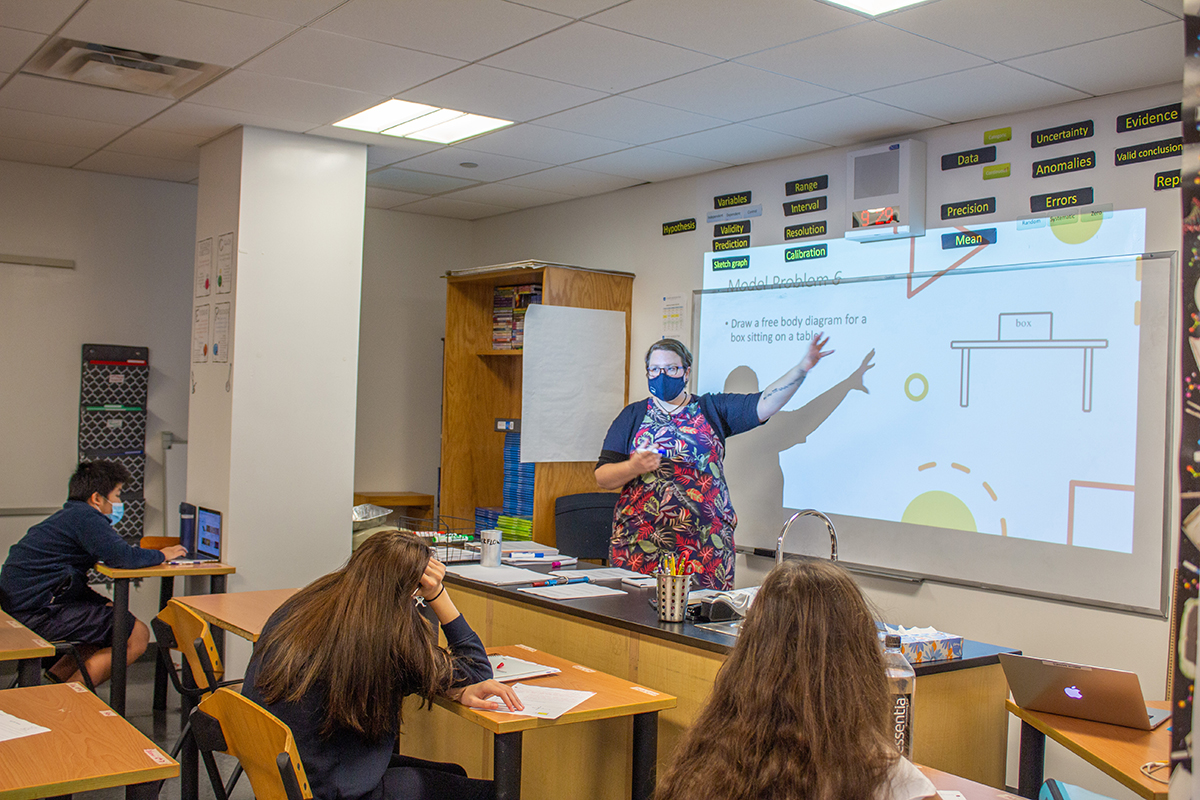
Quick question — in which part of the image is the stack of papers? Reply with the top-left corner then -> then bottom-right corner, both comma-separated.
488,654 -> 560,682
491,684 -> 595,719
518,583 -> 627,600
445,564 -> 549,585
550,567 -> 645,581
502,553 -> 577,567
621,575 -> 657,589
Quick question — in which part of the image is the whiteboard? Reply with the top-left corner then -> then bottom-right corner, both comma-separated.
694,210 -> 1173,614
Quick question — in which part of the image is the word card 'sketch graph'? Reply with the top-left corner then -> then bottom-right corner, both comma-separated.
951,313 -> 1108,412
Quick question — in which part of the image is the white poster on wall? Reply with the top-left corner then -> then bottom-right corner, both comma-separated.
192,304 -> 210,363
216,232 -> 234,294
212,303 -> 230,363
521,305 -> 626,463
195,238 -> 212,297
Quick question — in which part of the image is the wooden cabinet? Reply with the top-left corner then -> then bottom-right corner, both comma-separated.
440,262 -> 633,545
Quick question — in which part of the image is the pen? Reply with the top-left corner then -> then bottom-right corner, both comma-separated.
529,576 -> 590,587
509,552 -> 549,558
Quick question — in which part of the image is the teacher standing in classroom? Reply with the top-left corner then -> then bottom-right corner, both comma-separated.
595,335 -> 831,590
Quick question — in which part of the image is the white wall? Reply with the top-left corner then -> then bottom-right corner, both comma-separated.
354,208 -> 473,497
0,159 -> 197,623
466,83 -> 1182,798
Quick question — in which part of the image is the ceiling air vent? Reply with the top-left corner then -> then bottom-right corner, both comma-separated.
23,38 -> 224,99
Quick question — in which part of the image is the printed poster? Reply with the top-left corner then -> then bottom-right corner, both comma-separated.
213,303 -> 230,363
195,238 -> 212,297
192,304 -> 210,363
216,232 -> 234,294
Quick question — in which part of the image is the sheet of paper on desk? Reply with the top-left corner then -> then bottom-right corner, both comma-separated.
491,684 -> 596,720
445,564 -> 548,585
0,710 -> 50,742
488,654 -> 561,682
550,567 -> 645,581
503,555 -> 577,567
518,583 -> 627,600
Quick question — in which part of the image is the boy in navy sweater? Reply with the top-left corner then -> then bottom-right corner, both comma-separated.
0,461 -> 186,686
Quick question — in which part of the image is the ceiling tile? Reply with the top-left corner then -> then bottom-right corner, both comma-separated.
106,127 -> 206,162
140,101 -> 311,138
366,167 -> 479,194
0,0 -> 82,33
243,28 -> 465,96
298,127 -> 442,164
1005,23 -> 1182,96
76,149 -> 200,181
860,64 -> 1089,124
184,0 -> 348,25
397,65 -> 604,122
0,74 -> 172,125
0,106 -> 126,148
749,95 -> 944,146
187,70 -> 384,125
456,123 -> 627,164
506,0 -> 628,18
883,0 -> 1177,61
366,186 -> 427,208
589,0 -> 862,60
0,26 -> 45,73
536,96 -> 725,145
62,0 -> 297,67
503,165 -> 643,195
626,62 -> 843,122
571,146 -> 731,182
739,20 -> 989,95
483,21 -> 719,94
653,124 -> 826,165
396,195 -> 512,219
388,147 -> 551,182
439,182 -> 576,209
1138,0 -> 1182,16
314,0 -> 569,61
0,134 -> 93,167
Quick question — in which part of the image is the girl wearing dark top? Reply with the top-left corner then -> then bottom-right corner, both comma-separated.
242,531 -> 521,800
595,336 -> 831,589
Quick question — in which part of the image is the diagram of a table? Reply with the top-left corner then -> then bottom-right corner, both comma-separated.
950,312 -> 1108,412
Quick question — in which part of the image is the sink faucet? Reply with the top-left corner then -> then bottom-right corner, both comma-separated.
776,509 -> 839,566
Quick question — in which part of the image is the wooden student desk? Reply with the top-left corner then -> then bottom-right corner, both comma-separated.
0,683 -> 178,800
173,588 -> 297,642
95,561 -> 235,717
436,645 -> 676,800
0,610 -> 55,687
1008,699 -> 1170,800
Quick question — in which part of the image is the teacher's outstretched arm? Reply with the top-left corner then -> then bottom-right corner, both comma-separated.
756,333 -> 832,422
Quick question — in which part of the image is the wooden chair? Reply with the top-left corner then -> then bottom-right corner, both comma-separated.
192,687 -> 312,800
152,600 -> 241,757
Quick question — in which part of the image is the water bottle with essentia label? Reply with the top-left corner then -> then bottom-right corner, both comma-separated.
884,633 -> 915,758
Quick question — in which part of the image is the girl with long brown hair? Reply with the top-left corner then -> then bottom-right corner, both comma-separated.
243,530 -> 521,800
655,559 -> 936,800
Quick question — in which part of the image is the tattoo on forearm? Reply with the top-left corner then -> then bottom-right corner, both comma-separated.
762,371 -> 806,400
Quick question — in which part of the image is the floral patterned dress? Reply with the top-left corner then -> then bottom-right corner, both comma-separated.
609,397 -> 737,590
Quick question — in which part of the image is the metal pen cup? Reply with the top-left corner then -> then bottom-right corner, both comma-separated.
656,573 -> 691,622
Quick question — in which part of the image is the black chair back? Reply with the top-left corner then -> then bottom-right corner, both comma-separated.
554,493 -> 618,562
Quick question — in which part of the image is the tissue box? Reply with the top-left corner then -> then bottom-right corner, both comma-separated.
880,627 -> 963,663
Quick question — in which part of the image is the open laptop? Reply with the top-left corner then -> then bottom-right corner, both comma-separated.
999,653 -> 1169,730
171,503 -> 222,564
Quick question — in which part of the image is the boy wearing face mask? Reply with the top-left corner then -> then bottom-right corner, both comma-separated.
0,460 -> 186,686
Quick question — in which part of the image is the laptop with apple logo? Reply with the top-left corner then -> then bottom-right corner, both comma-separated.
998,653 -> 1169,730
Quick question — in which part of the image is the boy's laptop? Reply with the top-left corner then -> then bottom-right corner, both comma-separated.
171,504 -> 222,564
998,653 -> 1169,730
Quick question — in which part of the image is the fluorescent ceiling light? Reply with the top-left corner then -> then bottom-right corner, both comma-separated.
382,108 -> 465,137
406,114 -> 513,144
334,99 -> 438,133
820,0 -> 931,15
335,99 -> 513,144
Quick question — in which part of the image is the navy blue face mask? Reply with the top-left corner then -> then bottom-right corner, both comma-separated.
648,373 -> 686,401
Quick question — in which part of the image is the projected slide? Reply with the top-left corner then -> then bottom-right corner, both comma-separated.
697,210 -> 1148,555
